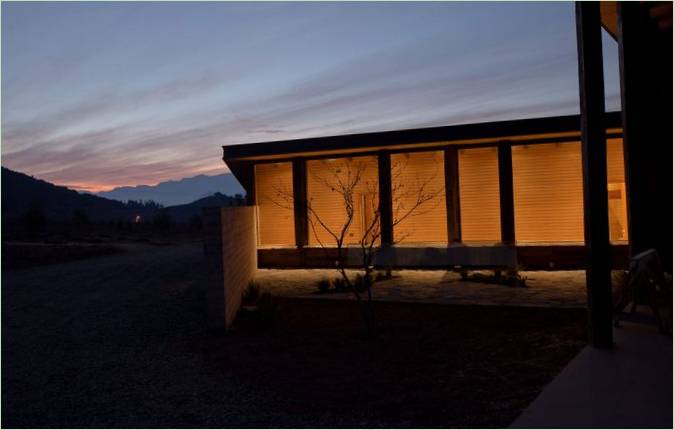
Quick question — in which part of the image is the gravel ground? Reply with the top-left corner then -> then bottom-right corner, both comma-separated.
255,268 -> 589,307
2,243 -> 333,428
3,243 -> 587,428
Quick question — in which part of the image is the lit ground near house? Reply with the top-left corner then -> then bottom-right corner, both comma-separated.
255,269 -> 588,307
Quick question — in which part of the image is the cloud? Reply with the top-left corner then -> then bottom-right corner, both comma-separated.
2,5 -> 621,191
2,72 -> 231,152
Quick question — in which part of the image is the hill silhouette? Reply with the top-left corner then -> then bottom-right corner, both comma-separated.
2,167 -> 243,223
2,167 -> 140,221
162,192 -> 244,223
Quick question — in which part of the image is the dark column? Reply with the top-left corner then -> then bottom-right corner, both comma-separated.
378,152 -> 394,247
617,3 -> 673,269
444,147 -> 462,244
292,159 -> 308,248
576,1 -> 613,348
231,161 -> 255,206
497,142 -> 515,245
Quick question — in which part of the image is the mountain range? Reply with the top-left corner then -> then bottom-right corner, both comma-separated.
2,167 -> 244,223
95,173 -> 245,206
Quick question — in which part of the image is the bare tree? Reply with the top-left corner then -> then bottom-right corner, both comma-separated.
271,156 -> 443,333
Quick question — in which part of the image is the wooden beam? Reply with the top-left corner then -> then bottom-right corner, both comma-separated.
617,3 -> 672,269
292,159 -> 308,248
444,148 -> 461,243
576,2 -> 613,348
497,142 -> 515,245
378,152 -> 394,247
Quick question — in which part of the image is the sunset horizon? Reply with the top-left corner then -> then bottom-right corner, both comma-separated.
2,2 -> 621,192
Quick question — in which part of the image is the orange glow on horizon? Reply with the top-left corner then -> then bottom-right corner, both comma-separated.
52,165 -> 231,194
60,183 -> 117,193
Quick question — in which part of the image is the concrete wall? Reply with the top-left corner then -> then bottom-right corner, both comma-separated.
203,206 -> 257,329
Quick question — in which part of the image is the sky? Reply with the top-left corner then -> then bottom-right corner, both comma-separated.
2,2 -> 621,192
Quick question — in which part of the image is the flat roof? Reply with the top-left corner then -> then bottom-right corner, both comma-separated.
222,111 -> 622,162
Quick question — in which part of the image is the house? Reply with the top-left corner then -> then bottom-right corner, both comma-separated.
222,112 -> 629,271
205,2 -> 671,346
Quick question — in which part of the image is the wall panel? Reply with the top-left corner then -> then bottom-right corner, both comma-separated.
255,162 -> 295,247
512,143 -> 584,243
458,147 -> 501,243
307,156 -> 379,246
511,139 -> 628,244
391,151 -> 447,245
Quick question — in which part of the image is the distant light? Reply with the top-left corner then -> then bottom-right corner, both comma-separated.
135,215 -> 142,223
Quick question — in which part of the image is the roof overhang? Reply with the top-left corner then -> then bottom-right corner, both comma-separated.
222,112 -> 623,165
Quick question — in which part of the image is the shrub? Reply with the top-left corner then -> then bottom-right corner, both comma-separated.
465,268 -> 527,287
374,271 -> 388,282
333,277 -> 347,291
354,273 -> 370,292
317,278 -> 331,293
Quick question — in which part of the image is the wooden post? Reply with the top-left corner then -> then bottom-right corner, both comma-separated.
292,159 -> 308,248
497,142 -> 515,245
576,1 -> 613,348
233,162 -> 255,206
617,2 -> 672,269
444,147 -> 462,244
378,152 -> 394,247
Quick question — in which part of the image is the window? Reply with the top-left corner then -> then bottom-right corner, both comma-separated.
391,151 -> 447,245
512,143 -> 584,243
255,162 -> 295,247
307,156 -> 379,246
458,147 -> 501,243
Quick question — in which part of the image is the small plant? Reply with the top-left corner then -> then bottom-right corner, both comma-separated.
506,266 -> 528,288
331,277 -> 345,291
242,281 -> 261,305
354,273 -> 366,292
374,271 -> 388,282
462,268 -> 527,287
317,278 -> 331,293
459,269 -> 469,280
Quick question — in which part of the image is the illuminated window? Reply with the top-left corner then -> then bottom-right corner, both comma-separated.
391,151 -> 447,245
255,162 -> 295,247
458,147 -> 501,243
511,139 -> 629,244
307,156 -> 379,247
512,143 -> 584,243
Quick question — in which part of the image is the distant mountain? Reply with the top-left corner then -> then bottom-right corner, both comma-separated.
1,167 -> 140,221
163,192 -> 244,223
96,173 -> 245,206
1,167 -> 245,223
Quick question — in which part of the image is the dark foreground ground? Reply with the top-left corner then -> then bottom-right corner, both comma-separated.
3,243 -> 586,428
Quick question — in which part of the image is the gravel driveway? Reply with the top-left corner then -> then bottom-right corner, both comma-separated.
2,243 -> 318,428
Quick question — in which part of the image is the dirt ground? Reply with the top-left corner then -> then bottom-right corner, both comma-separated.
2,243 -> 587,428
255,268 -> 589,308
